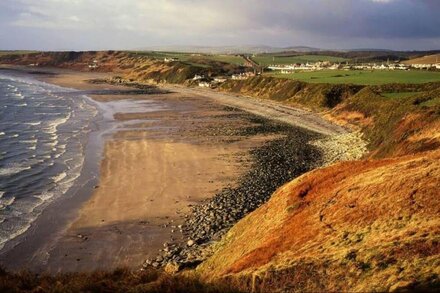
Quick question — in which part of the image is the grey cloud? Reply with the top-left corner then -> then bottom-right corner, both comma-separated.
0,0 -> 439,50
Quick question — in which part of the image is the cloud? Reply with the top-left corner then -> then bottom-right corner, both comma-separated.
0,0 -> 439,50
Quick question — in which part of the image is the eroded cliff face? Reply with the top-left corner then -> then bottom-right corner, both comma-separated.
198,149 -> 440,292
0,51 -> 244,84
220,77 -> 440,159
2,52 -> 439,292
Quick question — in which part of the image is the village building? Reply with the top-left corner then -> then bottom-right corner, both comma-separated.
198,81 -> 211,88
214,77 -> 227,83
164,57 -> 177,62
193,74 -> 204,80
231,72 -> 255,80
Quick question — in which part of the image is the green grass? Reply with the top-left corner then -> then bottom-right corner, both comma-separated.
267,70 -> 440,85
420,97 -> 440,107
201,55 -> 244,65
127,50 -> 194,61
381,92 -> 418,99
127,51 -> 244,65
0,50 -> 38,56
253,54 -> 348,66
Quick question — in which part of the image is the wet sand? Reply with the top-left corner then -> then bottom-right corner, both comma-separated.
0,69 -> 276,272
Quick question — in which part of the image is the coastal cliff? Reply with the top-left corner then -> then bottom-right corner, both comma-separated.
198,149 -> 440,292
0,51 -> 439,292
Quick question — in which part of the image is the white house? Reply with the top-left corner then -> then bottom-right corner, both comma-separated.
214,77 -> 227,83
164,57 -> 177,62
198,81 -> 211,88
193,74 -> 204,80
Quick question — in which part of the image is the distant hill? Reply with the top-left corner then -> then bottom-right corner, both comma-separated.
403,53 -> 440,65
135,45 -> 322,54
260,50 -> 440,63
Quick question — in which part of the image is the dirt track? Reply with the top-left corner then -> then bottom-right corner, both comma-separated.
160,84 -> 348,136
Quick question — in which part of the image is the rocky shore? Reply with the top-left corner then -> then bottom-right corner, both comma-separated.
87,76 -> 368,272
310,130 -> 368,167
143,109 -> 326,271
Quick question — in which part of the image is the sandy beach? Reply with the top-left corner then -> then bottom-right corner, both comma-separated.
0,68 -> 277,272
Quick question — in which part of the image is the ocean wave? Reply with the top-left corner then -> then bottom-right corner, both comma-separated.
44,139 -> 58,148
0,221 -> 31,251
34,192 -> 54,202
0,196 -> 15,210
34,112 -> 61,116
53,149 -> 66,158
0,75 -> 97,252
21,139 -> 38,144
24,122 -> 41,126
0,164 -> 31,177
13,93 -> 24,99
51,172 -> 67,183
43,112 -> 72,134
17,103 -> 27,107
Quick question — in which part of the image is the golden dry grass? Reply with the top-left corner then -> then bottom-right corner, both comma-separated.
199,150 -> 440,292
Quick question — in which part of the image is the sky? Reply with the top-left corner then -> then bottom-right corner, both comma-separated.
0,0 -> 439,51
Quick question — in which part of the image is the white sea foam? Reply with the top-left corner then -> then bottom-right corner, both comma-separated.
0,164 -> 31,176
0,196 -> 15,209
13,93 -> 24,99
24,122 -> 41,126
17,103 -> 27,107
21,139 -> 38,144
51,172 -> 67,183
10,134 -> 19,138
0,75 -> 97,254
43,112 -> 71,134
34,192 -> 54,202
0,222 -> 31,251
45,140 -> 58,147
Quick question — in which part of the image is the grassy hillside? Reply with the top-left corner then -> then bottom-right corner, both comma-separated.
403,53 -> 440,65
0,50 -> 38,56
253,54 -> 348,66
278,50 -> 440,62
0,51 -> 245,83
0,267 -> 243,293
267,70 -> 440,85
1,51 -> 439,292
127,51 -> 245,66
198,149 -> 440,292
220,76 -> 440,158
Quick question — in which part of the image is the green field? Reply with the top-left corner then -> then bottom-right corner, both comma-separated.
0,50 -> 37,56
267,70 -> 440,85
253,54 -> 348,66
127,51 -> 244,65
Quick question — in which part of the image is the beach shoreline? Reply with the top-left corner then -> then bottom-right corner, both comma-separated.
0,68 -> 292,272
0,66 -> 365,273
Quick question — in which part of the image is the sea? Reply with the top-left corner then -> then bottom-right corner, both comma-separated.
0,70 -> 98,250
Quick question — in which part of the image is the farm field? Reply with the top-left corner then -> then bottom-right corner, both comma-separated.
403,53 -> 440,65
253,54 -> 348,66
0,50 -> 38,56
267,69 -> 440,85
127,51 -> 245,65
